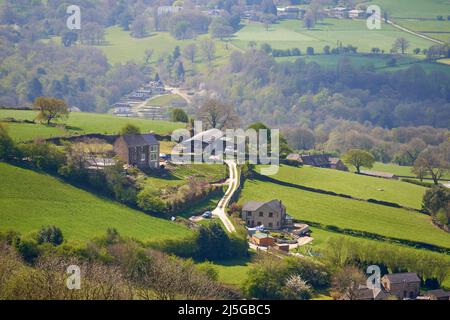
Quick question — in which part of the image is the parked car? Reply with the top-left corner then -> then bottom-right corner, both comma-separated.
202,211 -> 213,219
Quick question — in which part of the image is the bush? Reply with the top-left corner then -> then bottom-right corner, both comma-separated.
171,108 -> 188,123
401,178 -> 434,188
0,124 -> 19,160
137,188 -> 168,213
37,226 -> 64,246
20,141 -> 66,172
119,124 -> 141,135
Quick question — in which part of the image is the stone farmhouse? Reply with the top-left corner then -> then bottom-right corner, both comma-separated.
241,199 -> 293,230
113,134 -> 160,169
286,153 -> 348,171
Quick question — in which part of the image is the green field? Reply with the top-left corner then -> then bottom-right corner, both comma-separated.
146,94 -> 187,107
260,165 -> 427,209
232,19 -> 435,54
89,26 -> 232,70
370,0 -> 450,19
198,256 -> 255,286
0,110 -> 184,141
143,164 -> 227,193
0,162 -> 191,242
239,175 -> 450,249
395,19 -> 450,42
372,162 -> 450,179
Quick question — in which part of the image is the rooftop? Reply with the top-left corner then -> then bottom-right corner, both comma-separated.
242,199 -> 285,212
383,272 -> 421,284
120,134 -> 159,147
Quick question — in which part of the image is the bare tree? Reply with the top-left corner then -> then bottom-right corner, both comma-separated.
200,39 -> 216,65
392,37 -> 410,54
183,43 -> 197,64
197,99 -> 240,129
331,266 -> 366,300
414,146 -> 449,185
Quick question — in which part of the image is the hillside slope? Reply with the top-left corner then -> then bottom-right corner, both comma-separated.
239,175 -> 450,249
0,163 -> 191,242
259,165 -> 427,209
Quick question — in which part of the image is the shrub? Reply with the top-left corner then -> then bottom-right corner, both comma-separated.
20,141 -> 66,172
0,124 -> 19,160
119,124 -> 141,135
401,178 -> 434,188
37,226 -> 64,246
137,188 -> 167,213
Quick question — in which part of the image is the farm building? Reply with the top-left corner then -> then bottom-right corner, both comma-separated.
423,289 -> 450,300
348,9 -> 365,18
112,103 -> 133,117
251,233 -> 275,247
286,153 -> 348,171
242,199 -> 292,230
113,134 -> 160,169
343,284 -> 388,300
381,272 -> 421,300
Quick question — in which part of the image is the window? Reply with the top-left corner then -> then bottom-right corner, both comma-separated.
247,212 -> 252,217
268,223 -> 273,228
257,221 -> 262,226
268,212 -> 273,218
259,212 -> 264,217
150,152 -> 158,161
151,145 -> 158,152
141,150 -> 146,162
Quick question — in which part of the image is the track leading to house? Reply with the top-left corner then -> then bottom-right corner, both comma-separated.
212,160 -> 238,233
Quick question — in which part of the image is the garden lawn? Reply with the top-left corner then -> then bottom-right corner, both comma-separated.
143,163 -> 228,193
259,165 -> 427,209
238,178 -> 450,249
0,163 -> 191,242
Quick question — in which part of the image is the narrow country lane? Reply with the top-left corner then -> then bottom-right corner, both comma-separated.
212,160 -> 238,233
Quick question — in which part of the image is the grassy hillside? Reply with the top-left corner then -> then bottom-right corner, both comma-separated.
372,162 -> 450,179
0,162 -> 191,242
0,109 -> 184,141
239,177 -> 450,249
232,19 -> 434,54
370,0 -> 450,19
146,94 -> 186,107
92,26 -> 232,70
259,165 -> 427,209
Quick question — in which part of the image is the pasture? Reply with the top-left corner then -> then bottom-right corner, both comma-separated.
232,19 -> 435,54
0,109 -> 184,141
260,165 -> 427,209
238,177 -> 450,249
370,0 -> 450,19
146,94 -> 187,107
94,26 -> 232,71
0,163 -> 191,242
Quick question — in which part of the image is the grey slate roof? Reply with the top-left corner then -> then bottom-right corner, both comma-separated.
122,134 -> 159,147
242,199 -> 285,212
424,289 -> 450,299
383,272 -> 421,284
